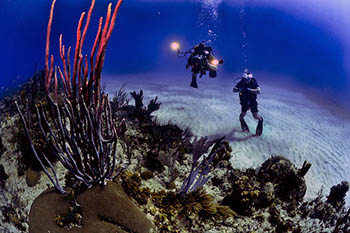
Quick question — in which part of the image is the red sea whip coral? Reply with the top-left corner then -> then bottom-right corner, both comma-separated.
16,0 -> 124,194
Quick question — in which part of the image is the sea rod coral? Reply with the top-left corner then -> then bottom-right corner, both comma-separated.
179,136 -> 225,199
15,0 -> 125,194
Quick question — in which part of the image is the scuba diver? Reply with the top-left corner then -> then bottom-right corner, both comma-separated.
186,42 -> 214,88
171,41 -> 223,88
233,70 -> 263,136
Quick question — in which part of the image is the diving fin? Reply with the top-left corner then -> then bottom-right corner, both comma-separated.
256,117 -> 263,136
240,118 -> 250,132
190,76 -> 198,88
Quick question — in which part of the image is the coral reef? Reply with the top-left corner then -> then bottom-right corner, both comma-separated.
111,83 -> 131,115
179,136 -> 225,198
29,181 -> 155,233
0,134 -> 6,157
16,0 -> 125,194
257,155 -> 308,202
130,90 -> 144,110
0,189 -> 28,232
1,70 -> 57,176
0,164 -> 8,188
223,155 -> 309,216
54,201 -> 83,229
25,168 -> 41,187
326,181 -> 349,210
300,181 -> 349,226
129,89 -> 162,118
120,171 -> 151,205
2,85 -> 350,232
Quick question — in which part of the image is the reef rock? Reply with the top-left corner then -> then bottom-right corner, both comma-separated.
222,170 -> 264,216
257,155 -> 307,202
223,156 -> 309,217
326,181 -> 349,210
29,181 -> 155,233
25,168 -> 41,187
0,135 -> 6,157
0,164 -> 8,188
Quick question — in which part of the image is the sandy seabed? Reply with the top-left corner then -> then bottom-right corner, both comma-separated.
104,72 -> 350,201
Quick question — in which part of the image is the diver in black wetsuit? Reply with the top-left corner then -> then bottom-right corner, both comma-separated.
186,41 -> 214,88
233,70 -> 263,135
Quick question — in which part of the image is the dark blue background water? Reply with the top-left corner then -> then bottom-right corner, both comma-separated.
0,0 -> 349,102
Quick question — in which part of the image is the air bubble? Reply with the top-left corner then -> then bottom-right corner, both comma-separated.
198,0 -> 223,41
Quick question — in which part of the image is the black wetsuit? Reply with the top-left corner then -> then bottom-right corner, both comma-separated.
235,78 -> 259,113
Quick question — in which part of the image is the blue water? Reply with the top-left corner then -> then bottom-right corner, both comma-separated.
0,0 -> 349,104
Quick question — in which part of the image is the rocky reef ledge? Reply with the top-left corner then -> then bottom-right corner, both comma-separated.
0,89 -> 349,233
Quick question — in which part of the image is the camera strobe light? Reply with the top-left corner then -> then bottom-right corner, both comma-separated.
170,41 -> 180,51
210,59 -> 219,65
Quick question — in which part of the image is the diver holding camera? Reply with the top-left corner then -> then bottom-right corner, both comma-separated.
172,41 -> 223,88
186,41 -> 223,88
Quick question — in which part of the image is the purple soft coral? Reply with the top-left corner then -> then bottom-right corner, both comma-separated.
179,136 -> 225,199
